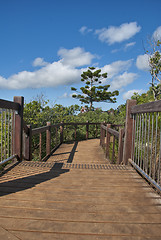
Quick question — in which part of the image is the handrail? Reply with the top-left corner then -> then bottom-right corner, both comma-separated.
23,121 -> 101,162
0,97 -> 24,165
0,99 -> 20,111
100,124 -> 124,164
131,99 -> 161,114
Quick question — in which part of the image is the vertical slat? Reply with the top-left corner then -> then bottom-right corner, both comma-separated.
158,115 -> 161,185
154,112 -> 158,180
11,110 -> 13,156
146,113 -> 151,174
137,114 -> 141,166
7,110 -> 10,157
4,109 -> 7,159
135,114 -> 139,163
106,124 -> 111,158
112,135 -> 115,163
39,133 -> 42,161
131,114 -> 135,160
140,114 -> 144,168
46,122 -> 51,156
1,109 -> 3,162
118,128 -> 124,164
150,113 -> 154,177
143,113 -> 147,171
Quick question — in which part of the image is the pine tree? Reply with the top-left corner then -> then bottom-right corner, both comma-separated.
71,67 -> 119,109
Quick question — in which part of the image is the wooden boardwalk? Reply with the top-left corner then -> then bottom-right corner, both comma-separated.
0,139 -> 161,239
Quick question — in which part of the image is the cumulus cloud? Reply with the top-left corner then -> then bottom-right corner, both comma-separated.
95,22 -> 141,45
32,57 -> 49,67
101,60 -> 133,79
136,54 -> 150,71
79,26 -> 93,35
153,26 -> 161,41
110,72 -> 138,91
123,89 -> 144,100
58,47 -> 95,67
0,47 -> 137,90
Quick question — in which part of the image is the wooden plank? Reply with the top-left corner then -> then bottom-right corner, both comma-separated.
131,99 -> 161,114
32,126 -> 49,135
123,99 -> 137,165
108,128 -> 119,138
0,99 -> 20,111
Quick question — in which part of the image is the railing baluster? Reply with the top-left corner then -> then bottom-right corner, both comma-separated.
1,109 -> 3,162
143,113 -> 147,172
138,114 -> 142,167
150,113 -> 154,177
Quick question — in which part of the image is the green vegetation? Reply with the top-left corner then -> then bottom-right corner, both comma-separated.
71,67 -> 119,110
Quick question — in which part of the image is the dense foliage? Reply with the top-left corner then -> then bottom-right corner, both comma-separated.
71,67 -> 119,110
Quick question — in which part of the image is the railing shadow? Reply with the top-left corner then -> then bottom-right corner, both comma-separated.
0,163 -> 69,197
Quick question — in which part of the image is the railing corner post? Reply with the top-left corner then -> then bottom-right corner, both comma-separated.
13,96 -> 24,161
25,125 -> 32,161
118,128 -> 124,164
123,99 -> 137,165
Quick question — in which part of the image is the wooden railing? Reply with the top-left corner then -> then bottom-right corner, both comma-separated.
0,97 -> 24,165
1,96 -> 160,194
100,123 -> 124,163
127,99 -> 161,193
23,121 -> 101,161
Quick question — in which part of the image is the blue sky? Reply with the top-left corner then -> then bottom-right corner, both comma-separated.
0,0 -> 161,110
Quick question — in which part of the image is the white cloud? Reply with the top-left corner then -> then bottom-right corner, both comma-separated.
32,57 -> 48,67
153,26 -> 161,41
0,47 -> 96,89
79,26 -> 93,35
110,72 -> 138,91
124,42 -> 136,49
101,60 -> 133,79
0,47 -> 137,91
95,22 -> 141,45
58,47 -> 95,67
123,89 -> 144,100
136,54 -> 150,71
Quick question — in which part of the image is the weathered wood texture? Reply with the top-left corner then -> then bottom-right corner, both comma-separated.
13,96 -> 24,161
0,99 -> 20,111
123,99 -> 137,165
131,99 -> 161,114
0,139 -> 161,239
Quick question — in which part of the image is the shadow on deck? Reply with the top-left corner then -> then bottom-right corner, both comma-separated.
0,139 -> 161,240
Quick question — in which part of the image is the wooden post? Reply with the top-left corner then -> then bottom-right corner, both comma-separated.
112,136 -> 115,163
39,133 -> 42,161
106,124 -> 111,158
100,124 -> 102,146
86,121 -> 89,139
13,96 -> 24,161
46,122 -> 51,156
60,121 -> 64,143
123,99 -> 136,165
118,128 -> 124,164
25,125 -> 32,161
